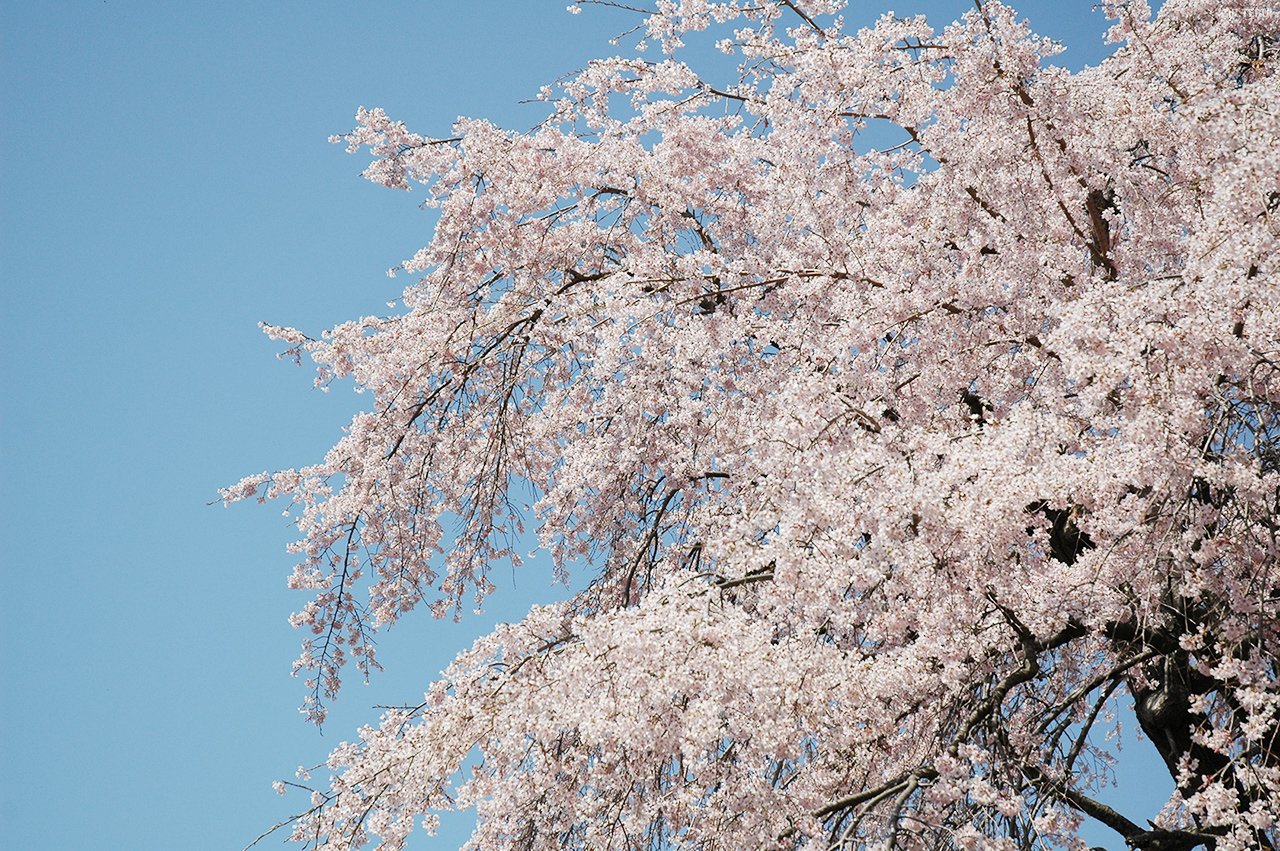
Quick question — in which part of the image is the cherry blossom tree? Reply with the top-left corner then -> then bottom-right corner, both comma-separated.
225,1 -> 1280,849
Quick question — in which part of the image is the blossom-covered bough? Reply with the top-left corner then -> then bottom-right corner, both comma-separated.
225,1 -> 1280,849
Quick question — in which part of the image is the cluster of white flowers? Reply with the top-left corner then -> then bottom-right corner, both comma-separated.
226,1 -> 1280,849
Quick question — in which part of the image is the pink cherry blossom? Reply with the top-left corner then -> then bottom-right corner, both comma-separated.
226,1 -> 1280,849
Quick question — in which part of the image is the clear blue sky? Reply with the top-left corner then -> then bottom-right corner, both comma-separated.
1,2 -> 1168,849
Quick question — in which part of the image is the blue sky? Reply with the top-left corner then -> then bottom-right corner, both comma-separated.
1,2 -> 1168,849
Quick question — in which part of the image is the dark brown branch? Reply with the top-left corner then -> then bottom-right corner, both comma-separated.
966,186 -> 1008,222
1023,762 -> 1222,851
715,571 -> 774,590
1021,763 -> 1144,839
1038,649 -> 1158,733
813,768 -> 938,819
623,485 -> 682,605
1063,674 -> 1123,774
779,0 -> 824,34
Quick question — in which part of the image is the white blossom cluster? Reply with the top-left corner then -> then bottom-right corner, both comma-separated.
226,1 -> 1280,849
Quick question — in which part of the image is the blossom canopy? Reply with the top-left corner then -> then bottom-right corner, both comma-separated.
225,1 -> 1280,850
